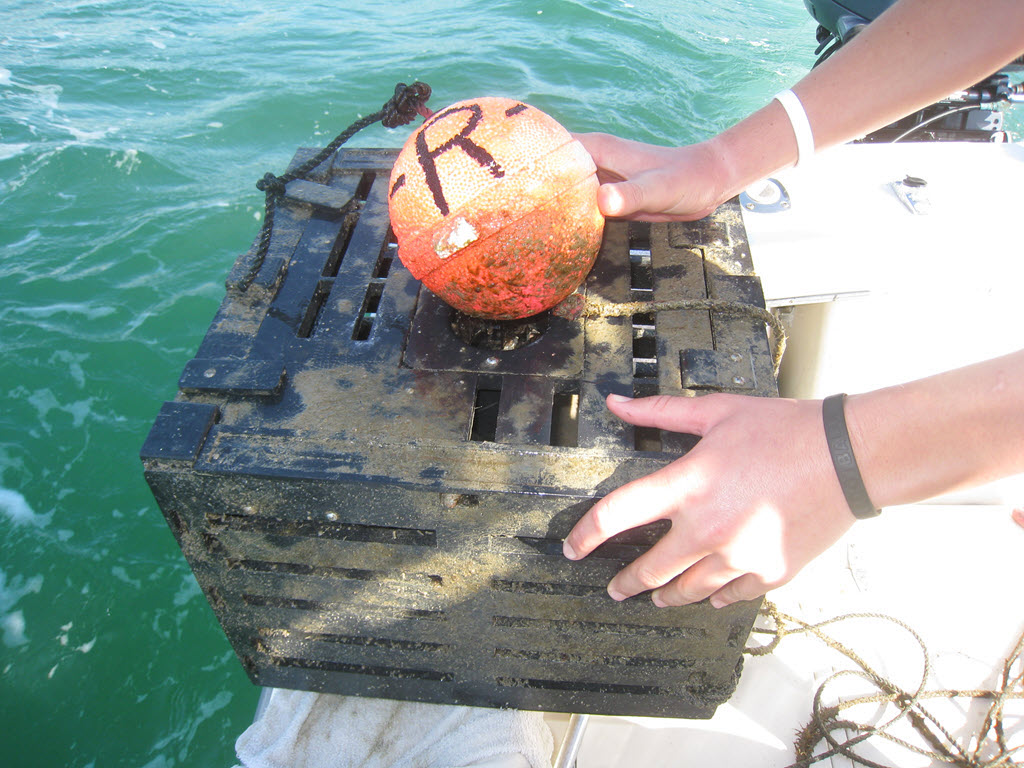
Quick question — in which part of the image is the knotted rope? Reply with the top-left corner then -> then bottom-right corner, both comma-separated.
240,81 -> 433,291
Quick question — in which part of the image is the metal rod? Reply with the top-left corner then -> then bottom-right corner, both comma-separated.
553,713 -> 590,768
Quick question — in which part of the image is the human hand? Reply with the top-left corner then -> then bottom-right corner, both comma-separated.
574,133 -> 732,221
563,393 -> 857,608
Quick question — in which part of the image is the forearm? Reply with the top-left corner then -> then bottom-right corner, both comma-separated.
708,0 -> 1024,201
845,349 -> 1024,508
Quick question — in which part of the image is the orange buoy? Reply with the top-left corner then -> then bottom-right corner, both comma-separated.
387,97 -> 604,320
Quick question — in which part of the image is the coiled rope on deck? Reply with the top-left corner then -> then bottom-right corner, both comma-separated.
240,81 -> 433,291
748,600 -> 1024,767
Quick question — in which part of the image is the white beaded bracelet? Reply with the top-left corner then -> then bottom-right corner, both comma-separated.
774,89 -> 815,168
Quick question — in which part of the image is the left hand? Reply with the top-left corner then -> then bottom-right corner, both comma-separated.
563,393 -> 857,608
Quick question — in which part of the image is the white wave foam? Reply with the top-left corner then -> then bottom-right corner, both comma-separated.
22,81 -> 62,110
0,570 -> 44,647
112,148 -> 141,174
2,611 -> 27,647
110,565 -> 142,589
172,574 -> 202,607
5,229 -> 40,251
14,302 -> 117,320
0,488 -> 52,528
0,143 -> 32,162
149,689 -> 234,759
25,389 -> 96,431
56,621 -> 96,653
49,350 -> 90,389
62,123 -> 112,142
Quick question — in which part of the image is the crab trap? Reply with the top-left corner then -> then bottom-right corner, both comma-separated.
140,147 -> 778,718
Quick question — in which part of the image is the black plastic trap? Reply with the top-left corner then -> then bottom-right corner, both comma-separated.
141,147 -> 778,718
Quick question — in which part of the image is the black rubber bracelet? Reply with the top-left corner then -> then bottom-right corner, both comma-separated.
822,393 -> 880,519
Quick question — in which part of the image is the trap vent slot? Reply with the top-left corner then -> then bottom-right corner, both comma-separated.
629,223 -> 661,451
259,628 -> 450,655
470,374 -> 503,442
550,385 -> 580,448
489,533 -> 662,562
632,312 -> 657,384
321,173 -> 375,278
628,221 -> 654,293
494,676 -> 662,696
352,226 -> 397,342
227,558 -> 441,587
493,646 -> 696,670
492,615 -> 705,640
629,221 -> 657,387
374,228 -> 397,280
242,593 -> 446,622
491,579 -> 606,598
205,513 -> 437,548
297,280 -> 332,339
352,282 -> 385,341
294,171 -> 378,339
270,655 -> 455,682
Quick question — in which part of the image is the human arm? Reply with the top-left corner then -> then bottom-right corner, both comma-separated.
578,0 -> 1024,220
563,349 -> 1024,608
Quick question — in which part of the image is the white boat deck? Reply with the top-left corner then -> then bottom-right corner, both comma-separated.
749,141 -> 1024,408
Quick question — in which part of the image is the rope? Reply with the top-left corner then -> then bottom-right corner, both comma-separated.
580,296 -> 787,377
239,81 -> 433,291
747,600 -> 1024,767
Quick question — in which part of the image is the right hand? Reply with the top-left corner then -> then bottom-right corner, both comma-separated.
574,133 -> 731,221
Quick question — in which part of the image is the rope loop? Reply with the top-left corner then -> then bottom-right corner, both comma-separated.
237,82 -> 432,291
381,81 -> 433,128
255,172 -> 287,196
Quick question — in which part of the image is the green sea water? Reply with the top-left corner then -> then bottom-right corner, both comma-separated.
3,2 -> 1016,766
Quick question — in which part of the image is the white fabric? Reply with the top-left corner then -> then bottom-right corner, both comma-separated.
773,89 -> 815,167
233,689 -> 554,768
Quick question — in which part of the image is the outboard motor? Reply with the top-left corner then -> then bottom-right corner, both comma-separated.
804,0 -> 1024,142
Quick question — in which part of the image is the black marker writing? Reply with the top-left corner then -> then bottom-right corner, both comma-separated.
415,103 -> 504,217
389,174 -> 406,198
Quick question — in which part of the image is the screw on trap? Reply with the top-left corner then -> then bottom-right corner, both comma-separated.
140,147 -> 779,717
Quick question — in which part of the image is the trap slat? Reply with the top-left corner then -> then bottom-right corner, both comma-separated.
578,223 -> 634,451
494,375 -> 557,446
141,148 -> 777,718
316,177 -> 393,338
220,600 -> 454,646
254,215 -> 347,348
651,224 -> 713,397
